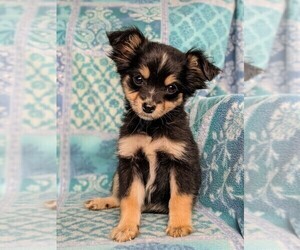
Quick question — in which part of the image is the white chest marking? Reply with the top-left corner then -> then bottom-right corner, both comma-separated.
118,135 -> 186,202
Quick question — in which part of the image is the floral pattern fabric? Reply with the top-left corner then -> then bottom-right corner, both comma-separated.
243,0 -> 300,243
2,0 -> 299,249
0,1 -> 243,249
245,95 -> 300,237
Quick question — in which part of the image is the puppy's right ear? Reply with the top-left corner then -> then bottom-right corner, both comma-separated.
107,27 -> 146,71
185,49 -> 220,95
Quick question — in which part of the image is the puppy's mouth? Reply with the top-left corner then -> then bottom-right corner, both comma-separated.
131,105 -> 162,120
137,112 -> 156,121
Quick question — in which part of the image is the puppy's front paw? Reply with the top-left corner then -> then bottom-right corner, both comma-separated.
44,200 -> 57,210
166,224 -> 193,237
84,197 -> 119,210
111,225 -> 139,242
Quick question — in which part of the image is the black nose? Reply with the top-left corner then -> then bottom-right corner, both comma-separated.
142,103 -> 156,114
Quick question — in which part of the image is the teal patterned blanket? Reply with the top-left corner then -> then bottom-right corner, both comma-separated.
1,0 -> 300,249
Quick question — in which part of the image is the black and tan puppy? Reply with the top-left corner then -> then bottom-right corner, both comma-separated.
85,27 -> 220,242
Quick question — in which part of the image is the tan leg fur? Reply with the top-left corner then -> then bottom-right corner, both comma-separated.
166,170 -> 193,237
111,177 -> 145,242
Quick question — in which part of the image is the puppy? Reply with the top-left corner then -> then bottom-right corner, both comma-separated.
85,27 -> 220,242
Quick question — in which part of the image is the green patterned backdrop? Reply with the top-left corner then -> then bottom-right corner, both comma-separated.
1,0 -> 300,249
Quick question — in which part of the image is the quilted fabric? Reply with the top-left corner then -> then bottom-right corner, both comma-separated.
57,192 -> 243,250
186,95 -> 244,234
0,1 -> 244,248
2,0 -> 299,249
0,1 -> 57,195
208,1 -> 243,96
168,2 -> 233,68
245,95 -> 300,236
243,0 -> 300,243
0,193 -> 56,249
245,3 -> 300,96
70,55 -> 124,132
244,1 -> 284,69
0,2 -> 57,248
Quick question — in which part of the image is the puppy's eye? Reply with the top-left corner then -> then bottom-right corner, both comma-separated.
133,75 -> 144,86
166,84 -> 178,95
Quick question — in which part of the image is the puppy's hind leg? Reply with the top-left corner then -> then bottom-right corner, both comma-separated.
85,173 -> 120,210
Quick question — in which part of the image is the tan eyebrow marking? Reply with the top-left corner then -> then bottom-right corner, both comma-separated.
139,65 -> 150,79
159,53 -> 168,71
164,74 -> 177,86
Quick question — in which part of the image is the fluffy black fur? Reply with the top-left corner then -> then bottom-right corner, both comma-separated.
106,27 -> 220,212
85,27 -> 220,241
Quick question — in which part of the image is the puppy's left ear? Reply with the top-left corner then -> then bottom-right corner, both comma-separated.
107,27 -> 146,71
185,49 -> 220,93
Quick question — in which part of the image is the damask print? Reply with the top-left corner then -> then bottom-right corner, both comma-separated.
244,4 -> 284,69
57,5 -> 72,45
23,51 -> 56,130
215,17 -> 244,95
1,0 -> 298,248
0,50 -> 14,94
21,175 -> 56,193
0,5 -> 23,45
27,6 -> 56,50
70,54 -> 124,132
169,3 -> 233,68
247,16 -> 300,96
70,174 -> 113,193
74,7 -> 123,51
143,24 -> 160,41
0,51 -> 14,129
74,5 -> 161,52
120,6 -> 161,23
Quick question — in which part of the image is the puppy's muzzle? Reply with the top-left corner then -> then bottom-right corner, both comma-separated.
142,102 -> 156,114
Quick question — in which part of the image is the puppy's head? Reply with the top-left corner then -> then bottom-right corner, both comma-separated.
107,27 -> 220,121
